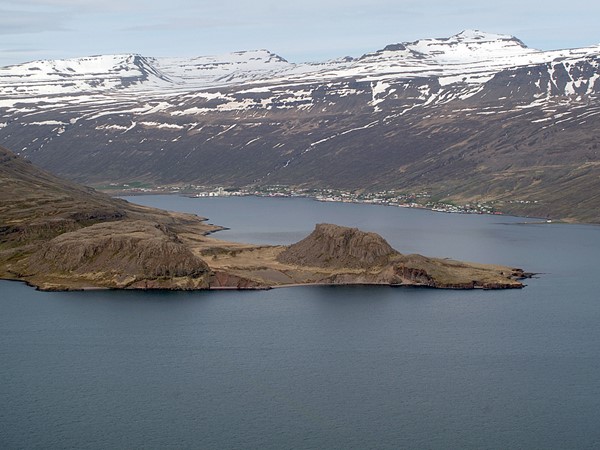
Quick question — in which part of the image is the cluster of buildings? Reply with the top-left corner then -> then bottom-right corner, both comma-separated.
189,186 -> 504,216
105,182 -> 515,217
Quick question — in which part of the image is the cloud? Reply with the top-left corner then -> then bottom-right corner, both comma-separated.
0,47 -> 46,53
121,17 -> 250,33
0,8 -> 68,34
4,0 -> 146,11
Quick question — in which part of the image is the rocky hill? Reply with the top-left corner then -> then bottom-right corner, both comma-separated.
275,223 -> 527,289
278,223 -> 398,269
1,30 -> 599,222
0,146 -> 528,291
0,144 -> 219,289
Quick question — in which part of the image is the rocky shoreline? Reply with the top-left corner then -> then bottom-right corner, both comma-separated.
1,145 -> 531,292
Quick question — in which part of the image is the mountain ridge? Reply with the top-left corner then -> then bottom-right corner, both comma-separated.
4,30 -> 595,96
1,31 -> 599,222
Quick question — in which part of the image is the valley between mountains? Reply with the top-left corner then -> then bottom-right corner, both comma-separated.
1,30 -> 599,223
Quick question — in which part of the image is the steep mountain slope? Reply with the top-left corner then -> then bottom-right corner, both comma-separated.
0,144 -> 218,237
1,30 -> 599,222
0,144 -> 219,289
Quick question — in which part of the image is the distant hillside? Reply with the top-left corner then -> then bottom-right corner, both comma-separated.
1,30 -> 599,222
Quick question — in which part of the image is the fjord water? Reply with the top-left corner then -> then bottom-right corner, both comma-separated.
2,196 -> 600,449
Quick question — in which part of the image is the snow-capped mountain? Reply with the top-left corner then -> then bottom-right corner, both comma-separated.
2,30 -> 599,105
150,50 -> 297,88
0,54 -> 175,97
1,30 -> 600,222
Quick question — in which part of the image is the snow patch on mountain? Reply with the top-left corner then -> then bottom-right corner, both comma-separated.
0,54 -> 173,97
1,31 -> 599,119
150,50 -> 294,88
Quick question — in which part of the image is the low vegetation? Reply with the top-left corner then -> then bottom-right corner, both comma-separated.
0,145 -> 529,291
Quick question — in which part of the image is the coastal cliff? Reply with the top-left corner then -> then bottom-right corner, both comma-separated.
0,145 -> 529,291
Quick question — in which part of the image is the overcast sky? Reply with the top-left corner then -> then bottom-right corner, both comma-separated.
1,0 -> 599,66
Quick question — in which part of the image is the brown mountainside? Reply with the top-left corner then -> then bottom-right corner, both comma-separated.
0,145 -> 529,291
0,145 -> 219,289
1,40 -> 600,223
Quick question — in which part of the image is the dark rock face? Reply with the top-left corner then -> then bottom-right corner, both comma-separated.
393,264 -> 435,287
209,271 -> 266,289
27,221 -> 211,280
277,223 -> 398,269
382,43 -> 407,52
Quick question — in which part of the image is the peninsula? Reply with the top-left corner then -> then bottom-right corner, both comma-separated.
0,145 -> 528,291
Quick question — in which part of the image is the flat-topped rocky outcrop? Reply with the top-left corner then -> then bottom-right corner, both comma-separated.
277,223 -> 398,269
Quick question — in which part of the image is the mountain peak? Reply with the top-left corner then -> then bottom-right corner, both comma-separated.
395,30 -> 534,63
361,30 -> 533,63
277,223 -> 399,269
231,49 -> 287,61
452,29 -> 528,47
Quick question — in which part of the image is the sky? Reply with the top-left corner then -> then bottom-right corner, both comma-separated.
1,0 -> 599,66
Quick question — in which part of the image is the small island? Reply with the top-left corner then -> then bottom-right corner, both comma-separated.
0,145 -> 529,291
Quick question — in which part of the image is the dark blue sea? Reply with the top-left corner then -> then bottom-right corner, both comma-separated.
1,195 -> 599,449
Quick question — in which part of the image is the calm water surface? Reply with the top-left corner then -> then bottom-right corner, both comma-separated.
1,196 -> 600,449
